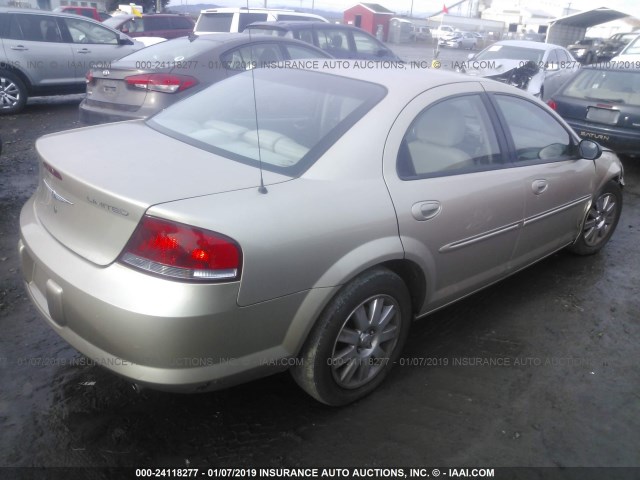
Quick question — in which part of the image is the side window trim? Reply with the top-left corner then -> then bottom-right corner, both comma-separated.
487,92 -> 579,166
397,92 -> 508,181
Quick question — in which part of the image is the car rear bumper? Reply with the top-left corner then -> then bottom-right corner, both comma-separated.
19,195 -> 331,392
79,99 -> 148,124
567,119 -> 640,156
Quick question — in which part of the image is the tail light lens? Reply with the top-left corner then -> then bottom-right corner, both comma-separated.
85,70 -> 94,85
547,99 -> 558,110
125,73 -> 198,93
120,216 -> 241,282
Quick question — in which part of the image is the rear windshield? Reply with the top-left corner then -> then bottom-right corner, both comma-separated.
196,13 -> 233,32
147,69 -> 386,176
563,68 -> 640,106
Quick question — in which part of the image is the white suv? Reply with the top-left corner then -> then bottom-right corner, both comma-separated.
194,7 -> 328,34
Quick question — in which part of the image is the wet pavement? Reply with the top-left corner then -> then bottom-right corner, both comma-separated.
1,45 -> 639,477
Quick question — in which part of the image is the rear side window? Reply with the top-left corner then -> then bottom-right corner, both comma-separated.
144,17 -> 172,31
237,13 -> 268,31
220,43 -> 284,70
171,17 -> 194,29
399,95 -> 502,178
7,14 -> 63,42
317,29 -> 349,54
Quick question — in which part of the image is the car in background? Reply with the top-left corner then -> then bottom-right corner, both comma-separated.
547,65 -> 640,156
409,25 -> 431,42
21,64 -> 623,406
195,7 -> 327,34
460,40 -> 579,100
53,6 -> 111,22
567,38 -> 603,64
439,31 -> 477,49
104,14 -> 195,40
0,7 -> 143,114
470,31 -> 487,49
79,33 -> 330,124
611,33 -> 640,62
596,32 -> 638,61
243,21 -> 402,61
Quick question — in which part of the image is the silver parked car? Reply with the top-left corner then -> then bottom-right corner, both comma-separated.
0,7 -> 143,114
460,40 -> 580,100
79,33 -> 330,124
20,65 -> 623,405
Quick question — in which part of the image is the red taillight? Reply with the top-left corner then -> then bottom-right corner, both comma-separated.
124,73 -> 198,93
547,99 -> 558,110
85,70 -> 94,85
120,216 -> 241,282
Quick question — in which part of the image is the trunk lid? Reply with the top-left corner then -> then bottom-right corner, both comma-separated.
85,64 -> 156,110
34,121 -> 288,266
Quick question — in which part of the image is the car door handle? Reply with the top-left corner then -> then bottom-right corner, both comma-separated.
532,179 -> 548,195
76,49 -> 91,54
411,201 -> 441,221
10,45 -> 28,51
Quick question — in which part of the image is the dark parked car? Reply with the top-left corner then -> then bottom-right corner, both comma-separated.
567,38 -> 603,64
103,14 -> 195,40
547,65 -> 640,156
243,21 -> 401,61
79,33 -> 330,124
596,32 -> 638,61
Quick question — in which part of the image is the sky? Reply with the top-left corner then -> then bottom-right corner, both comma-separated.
168,0 -> 640,17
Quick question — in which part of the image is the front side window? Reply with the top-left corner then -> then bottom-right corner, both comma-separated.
352,31 -> 382,55
317,29 -> 349,54
220,43 -> 284,70
398,95 -> 502,179
63,17 -> 118,44
148,69 -> 386,176
494,95 -> 574,162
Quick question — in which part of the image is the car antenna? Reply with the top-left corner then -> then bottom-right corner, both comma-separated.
245,1 -> 268,195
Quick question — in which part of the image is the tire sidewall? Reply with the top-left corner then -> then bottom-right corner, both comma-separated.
0,70 -> 28,114
300,268 -> 411,406
570,181 -> 622,255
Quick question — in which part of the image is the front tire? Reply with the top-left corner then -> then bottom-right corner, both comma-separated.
569,181 -> 622,255
291,267 -> 411,406
0,70 -> 27,115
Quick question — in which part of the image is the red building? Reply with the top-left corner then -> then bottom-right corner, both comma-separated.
343,3 -> 395,42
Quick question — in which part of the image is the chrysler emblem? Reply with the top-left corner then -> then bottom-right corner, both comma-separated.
43,179 -> 73,214
103,69 -> 110,76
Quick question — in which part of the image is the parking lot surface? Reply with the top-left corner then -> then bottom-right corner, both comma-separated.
0,44 -> 639,477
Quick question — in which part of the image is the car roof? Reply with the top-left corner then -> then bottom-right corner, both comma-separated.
246,21 -> 355,31
0,6 -> 99,20
153,32 -> 330,51
493,40 -> 560,51
298,60 -> 499,96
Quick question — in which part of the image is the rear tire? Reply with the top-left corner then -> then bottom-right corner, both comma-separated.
0,70 -> 27,115
569,181 -> 622,255
291,267 -> 411,406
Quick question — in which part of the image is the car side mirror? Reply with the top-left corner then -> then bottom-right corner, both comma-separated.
578,139 -> 602,160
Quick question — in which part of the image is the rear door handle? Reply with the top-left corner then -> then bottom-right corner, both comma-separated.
532,179 -> 548,195
412,201 -> 441,221
10,45 -> 28,51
